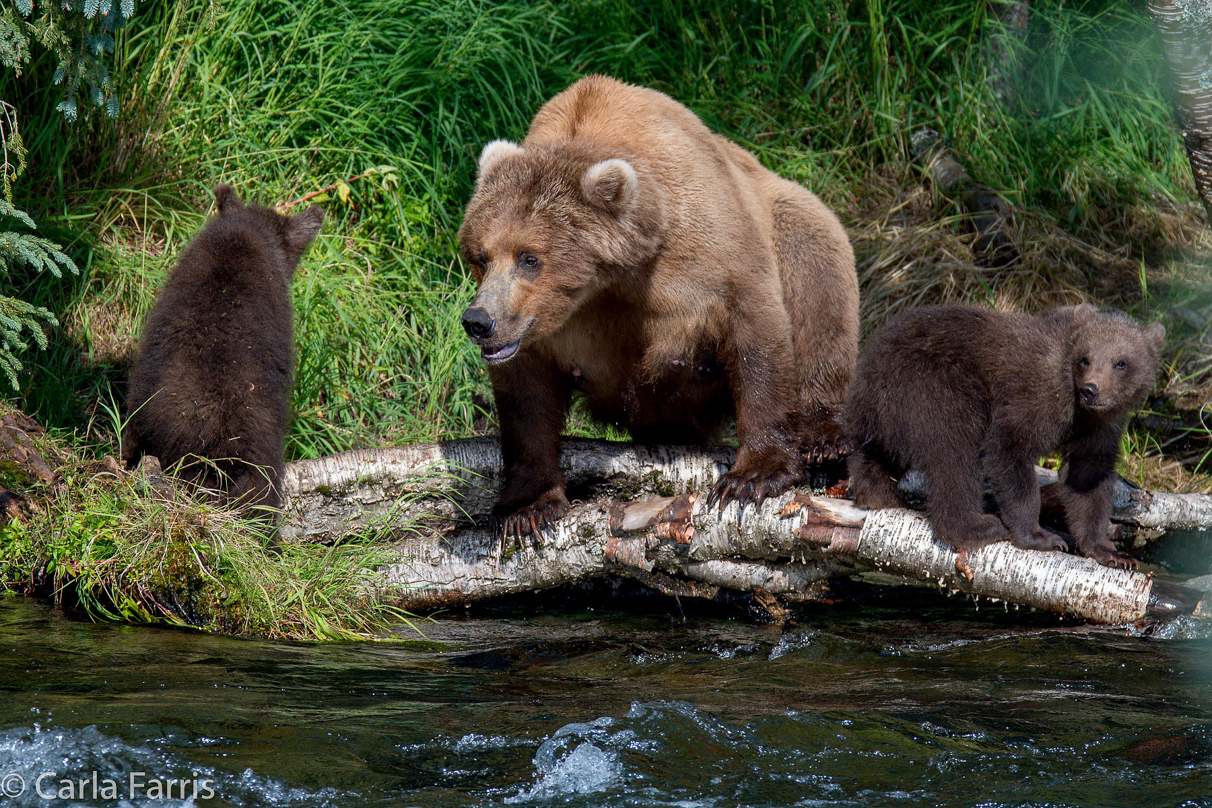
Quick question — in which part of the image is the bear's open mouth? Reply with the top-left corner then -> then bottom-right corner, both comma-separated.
481,341 -> 520,364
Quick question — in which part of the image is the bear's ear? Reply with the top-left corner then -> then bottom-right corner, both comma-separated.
1143,321 -> 1166,354
1071,303 -> 1100,325
581,158 -> 638,215
477,140 -> 524,181
214,183 -> 242,214
286,205 -> 325,258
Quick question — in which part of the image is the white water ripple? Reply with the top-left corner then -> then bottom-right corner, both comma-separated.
506,716 -> 630,803
0,724 -> 346,808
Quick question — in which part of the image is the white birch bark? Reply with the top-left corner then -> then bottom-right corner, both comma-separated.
854,509 -> 1154,624
1108,485 -> 1212,531
281,439 -> 1210,624
376,500 -> 612,611
282,439 -> 1212,540
609,491 -> 1184,625
1148,0 -> 1212,221
279,437 -> 731,544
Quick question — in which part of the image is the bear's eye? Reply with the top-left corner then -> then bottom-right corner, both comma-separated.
1079,356 -> 1090,368
1115,359 -> 1127,370
517,251 -> 542,274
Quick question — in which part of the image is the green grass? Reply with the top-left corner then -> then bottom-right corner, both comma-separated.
1,0 -> 1210,633
6,0 -> 1205,451
0,402 -> 434,640
6,0 -> 574,443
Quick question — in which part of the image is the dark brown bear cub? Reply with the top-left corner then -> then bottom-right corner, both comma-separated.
122,185 -> 324,512
845,304 -> 1164,569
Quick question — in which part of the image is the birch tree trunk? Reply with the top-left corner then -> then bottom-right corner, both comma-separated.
281,439 -> 1211,625
984,0 -> 1030,102
1149,0 -> 1212,222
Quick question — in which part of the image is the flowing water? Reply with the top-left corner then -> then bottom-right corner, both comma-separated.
1,583 -> 1209,808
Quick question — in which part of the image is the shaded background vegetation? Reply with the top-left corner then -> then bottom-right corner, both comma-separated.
3,0 -> 1210,480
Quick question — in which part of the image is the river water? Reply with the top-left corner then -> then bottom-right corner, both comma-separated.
1,582 -> 1209,808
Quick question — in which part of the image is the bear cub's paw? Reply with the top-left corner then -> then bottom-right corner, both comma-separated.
1078,537 -> 1140,570
851,485 -> 903,511
1008,527 -> 1069,553
938,514 -> 1010,554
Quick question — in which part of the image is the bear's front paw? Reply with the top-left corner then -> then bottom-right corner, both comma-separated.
706,456 -> 803,511
491,489 -> 570,544
804,434 -> 850,465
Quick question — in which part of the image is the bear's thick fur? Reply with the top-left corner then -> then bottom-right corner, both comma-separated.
121,185 -> 324,511
457,75 -> 859,537
845,304 -> 1165,569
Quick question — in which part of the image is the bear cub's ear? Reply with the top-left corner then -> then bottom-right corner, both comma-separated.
1071,302 -> 1100,325
477,140 -> 524,183
214,183 -> 243,214
287,206 -> 325,257
1143,321 -> 1166,354
581,158 -> 638,215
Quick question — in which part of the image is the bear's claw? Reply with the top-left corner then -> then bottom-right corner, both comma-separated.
801,407 -> 850,464
1010,528 -> 1069,553
1080,540 -> 1139,570
804,434 -> 850,465
706,465 -> 801,512
491,493 -> 570,545
1103,552 -> 1140,571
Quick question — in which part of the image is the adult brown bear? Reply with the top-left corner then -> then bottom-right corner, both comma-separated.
458,75 -> 859,538
122,185 -> 324,512
845,304 -> 1165,569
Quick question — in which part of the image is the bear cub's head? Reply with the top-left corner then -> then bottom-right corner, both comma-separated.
212,184 -> 325,280
1067,304 -> 1166,416
456,140 -> 662,365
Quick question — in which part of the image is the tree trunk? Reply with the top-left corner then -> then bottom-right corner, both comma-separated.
1149,0 -> 1212,222
281,439 -> 1211,625
984,0 -> 1031,102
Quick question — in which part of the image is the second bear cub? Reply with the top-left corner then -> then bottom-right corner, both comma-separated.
845,304 -> 1164,569
122,184 -> 324,512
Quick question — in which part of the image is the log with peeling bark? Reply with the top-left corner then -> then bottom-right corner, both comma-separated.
280,437 -> 732,544
280,438 -> 1212,625
611,492 -> 1207,625
910,127 -> 1017,263
1,411 -> 56,485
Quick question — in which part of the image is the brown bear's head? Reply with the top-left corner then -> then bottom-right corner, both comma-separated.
456,140 -> 663,364
1069,304 -> 1166,416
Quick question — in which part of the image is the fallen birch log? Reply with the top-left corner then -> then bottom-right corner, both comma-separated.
282,438 -> 1212,539
609,491 -> 1207,625
280,438 -> 1211,625
280,437 -> 733,544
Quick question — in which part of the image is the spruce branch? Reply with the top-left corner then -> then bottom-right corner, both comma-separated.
0,200 -> 79,390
